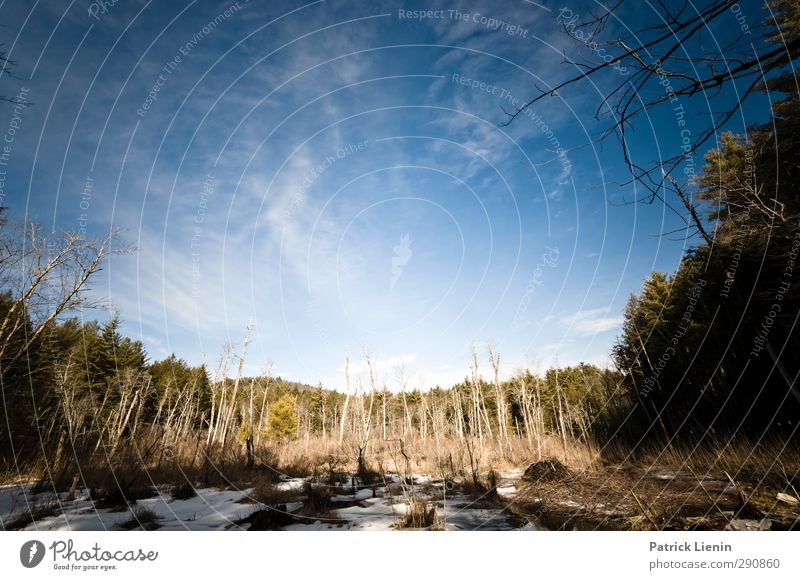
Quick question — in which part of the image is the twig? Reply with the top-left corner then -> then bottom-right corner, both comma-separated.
724,470 -> 761,520
631,490 -> 658,529
686,465 -> 727,519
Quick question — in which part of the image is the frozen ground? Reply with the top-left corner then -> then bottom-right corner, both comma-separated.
0,483 -> 260,531
0,471 -> 535,531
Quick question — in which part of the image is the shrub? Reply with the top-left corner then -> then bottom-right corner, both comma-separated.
267,395 -> 298,440
170,482 -> 197,501
117,506 -> 159,530
399,498 -> 440,529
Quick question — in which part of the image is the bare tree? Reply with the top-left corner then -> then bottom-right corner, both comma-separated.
255,362 -> 274,446
0,35 -> 30,106
0,221 -> 128,382
487,341 -> 509,444
338,353 -> 351,444
504,0 -> 798,241
219,320 -> 252,447
396,363 -> 412,438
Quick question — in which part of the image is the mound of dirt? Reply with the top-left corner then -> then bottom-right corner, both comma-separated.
238,506 -> 296,530
522,459 -> 572,482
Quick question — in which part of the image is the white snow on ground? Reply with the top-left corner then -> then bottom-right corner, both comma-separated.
502,468 -> 524,479
285,491 -> 530,531
1,474 -> 537,531
4,487 -> 258,531
496,486 -> 517,497
0,484 -> 34,526
0,484 -> 122,531
274,479 -> 306,492
134,488 -> 257,531
441,505 -> 517,530
285,501 -> 304,513
494,470 -> 521,498
286,497 -> 408,531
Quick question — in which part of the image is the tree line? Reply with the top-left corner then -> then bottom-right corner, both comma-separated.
0,252 -> 621,471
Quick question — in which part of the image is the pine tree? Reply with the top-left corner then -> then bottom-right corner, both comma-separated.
267,394 -> 298,440
85,315 -> 146,385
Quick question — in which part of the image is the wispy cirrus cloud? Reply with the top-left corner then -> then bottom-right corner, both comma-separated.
562,306 -> 623,336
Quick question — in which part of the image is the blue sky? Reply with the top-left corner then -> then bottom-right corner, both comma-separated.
0,0 -> 770,390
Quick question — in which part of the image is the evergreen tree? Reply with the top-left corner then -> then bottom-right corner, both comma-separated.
85,315 -> 146,385
267,394 -> 298,440
610,66 -> 800,441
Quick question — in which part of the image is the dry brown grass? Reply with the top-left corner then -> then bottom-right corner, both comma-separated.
117,505 -> 160,530
602,438 -> 800,488
170,481 -> 197,501
299,483 -> 335,514
509,438 -> 800,530
262,434 -> 600,481
249,479 -> 296,506
3,427 -> 604,494
398,498 -> 441,529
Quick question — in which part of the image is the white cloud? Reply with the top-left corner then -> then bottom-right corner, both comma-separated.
561,306 -> 623,336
